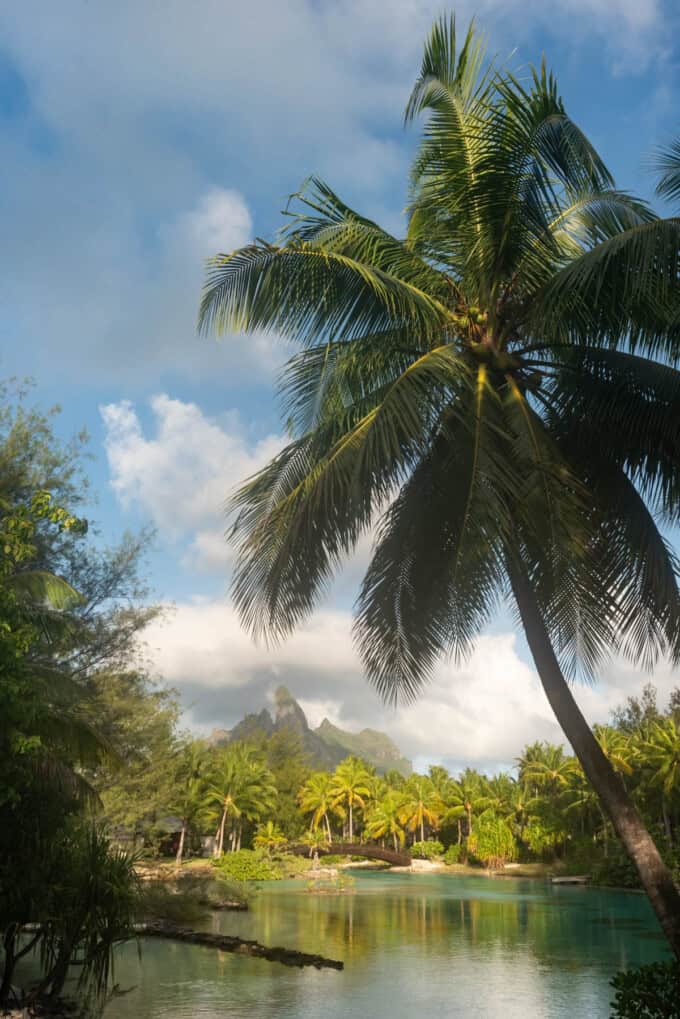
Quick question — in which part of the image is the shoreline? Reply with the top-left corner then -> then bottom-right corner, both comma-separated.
135,857 -> 647,897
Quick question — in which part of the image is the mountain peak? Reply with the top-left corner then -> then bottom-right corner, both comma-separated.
274,685 -> 308,733
218,690 -> 411,775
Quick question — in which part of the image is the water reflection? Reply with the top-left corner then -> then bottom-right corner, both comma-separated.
106,873 -> 669,1019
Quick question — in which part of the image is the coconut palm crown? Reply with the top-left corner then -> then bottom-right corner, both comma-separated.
199,18 -> 680,953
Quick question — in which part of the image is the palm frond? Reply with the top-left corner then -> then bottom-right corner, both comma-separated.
199,241 -> 451,348
7,569 -> 82,610
405,15 -> 487,124
354,370 -> 511,702
280,177 -> 450,300
231,346 -> 472,641
529,218 -> 680,355
654,137 -> 680,205
542,346 -> 680,516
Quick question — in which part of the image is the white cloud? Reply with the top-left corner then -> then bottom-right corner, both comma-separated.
161,188 -> 253,260
0,0 -> 671,387
101,394 -> 283,572
142,597 -> 680,772
100,393 -> 680,771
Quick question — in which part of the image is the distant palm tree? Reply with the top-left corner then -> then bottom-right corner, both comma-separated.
205,745 -> 276,855
399,775 -> 443,843
298,771 -> 338,842
200,16 -> 680,955
506,782 -> 539,842
447,770 -> 489,842
640,719 -> 680,844
593,725 -> 633,779
365,791 -> 407,850
519,744 -> 578,794
330,758 -> 372,841
254,820 -> 288,855
170,739 -> 209,865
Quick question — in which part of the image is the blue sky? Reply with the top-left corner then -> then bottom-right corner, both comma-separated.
2,0 -> 679,772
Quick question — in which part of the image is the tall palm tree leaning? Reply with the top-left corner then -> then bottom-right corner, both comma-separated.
199,18 -> 680,954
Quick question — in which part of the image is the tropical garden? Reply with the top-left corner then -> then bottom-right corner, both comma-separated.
3,11 -> 680,1018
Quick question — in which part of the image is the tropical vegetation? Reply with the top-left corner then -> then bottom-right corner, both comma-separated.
5,10 -> 680,1015
200,14 -> 680,957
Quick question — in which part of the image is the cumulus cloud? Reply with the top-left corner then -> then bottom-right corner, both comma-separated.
101,392 -> 680,770
0,0 -> 671,387
162,188 -> 253,261
142,596 -> 680,773
101,394 -> 283,572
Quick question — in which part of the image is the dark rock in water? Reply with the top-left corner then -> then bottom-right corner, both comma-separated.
138,921 -> 343,970
210,898 -> 249,911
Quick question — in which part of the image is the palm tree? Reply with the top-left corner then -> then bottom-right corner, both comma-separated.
330,758 -> 372,841
298,771 -> 338,842
593,725 -> 634,779
447,769 -> 488,843
399,775 -> 443,844
200,17 -> 680,955
365,791 -> 407,850
640,719 -> 680,844
254,820 -> 288,855
170,739 -> 209,865
506,782 -> 539,842
519,744 -> 578,795
205,745 -> 276,856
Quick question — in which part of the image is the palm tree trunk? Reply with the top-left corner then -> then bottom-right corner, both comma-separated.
509,559 -> 680,960
0,929 -> 16,1006
420,817 -> 425,843
457,819 -> 462,845
176,821 -> 187,866
349,802 -> 353,842
598,804 -> 609,858
662,798 -> 673,845
217,808 -> 228,856
324,813 -> 332,843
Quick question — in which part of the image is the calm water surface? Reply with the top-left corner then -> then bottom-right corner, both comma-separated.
104,872 -> 670,1019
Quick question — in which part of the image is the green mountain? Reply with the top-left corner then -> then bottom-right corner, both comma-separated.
316,717 -> 412,775
208,686 -> 411,775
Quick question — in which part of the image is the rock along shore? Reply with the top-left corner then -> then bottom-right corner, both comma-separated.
137,922 -> 344,970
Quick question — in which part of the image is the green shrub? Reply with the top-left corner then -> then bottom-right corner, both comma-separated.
278,853 -> 313,877
411,840 -> 444,860
212,849 -> 281,882
139,874 -> 249,922
319,854 -> 345,865
560,836 -> 600,876
444,844 -> 462,865
469,816 -> 516,868
590,849 -> 640,890
139,881 -> 209,924
610,961 -> 680,1018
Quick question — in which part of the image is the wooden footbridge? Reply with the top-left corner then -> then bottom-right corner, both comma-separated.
289,842 -> 411,867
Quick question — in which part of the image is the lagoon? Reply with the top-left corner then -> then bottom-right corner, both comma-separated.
104,872 -> 670,1019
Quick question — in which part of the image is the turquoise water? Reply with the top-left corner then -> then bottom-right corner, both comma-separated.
104,872 -> 670,1019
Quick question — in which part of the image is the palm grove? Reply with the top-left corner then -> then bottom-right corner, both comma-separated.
199,18 -> 680,956
3,12 -> 680,1012
2,385 -> 680,1012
